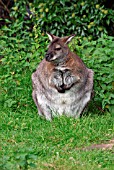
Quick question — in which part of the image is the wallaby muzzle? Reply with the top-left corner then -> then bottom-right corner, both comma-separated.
45,52 -> 53,61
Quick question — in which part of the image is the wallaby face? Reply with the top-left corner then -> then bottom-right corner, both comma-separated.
45,33 -> 75,64
45,42 -> 66,62
32,33 -> 94,121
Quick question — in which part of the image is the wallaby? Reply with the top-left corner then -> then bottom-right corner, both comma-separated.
32,33 -> 94,120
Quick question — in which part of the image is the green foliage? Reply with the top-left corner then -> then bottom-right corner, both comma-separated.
0,9 -> 113,113
1,5 -> 113,113
5,0 -> 114,38
70,34 -> 114,112
32,0 -> 114,37
0,13 -> 47,110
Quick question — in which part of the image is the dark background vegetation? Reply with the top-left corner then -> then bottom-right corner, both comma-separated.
0,0 -> 114,37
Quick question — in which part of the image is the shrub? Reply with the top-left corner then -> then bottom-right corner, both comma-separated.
0,1 -> 113,113
0,14 -> 47,109
33,0 -> 114,37
70,34 -> 114,113
1,0 -> 113,38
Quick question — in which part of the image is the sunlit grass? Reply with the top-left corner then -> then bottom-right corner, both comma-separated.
0,81 -> 114,169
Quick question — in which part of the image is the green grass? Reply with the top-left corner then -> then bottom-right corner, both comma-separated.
0,68 -> 114,170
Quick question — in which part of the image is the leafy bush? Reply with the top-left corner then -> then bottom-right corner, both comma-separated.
70,34 -> 114,113
2,0 -> 113,38
1,23 -> 113,114
0,1 -> 113,113
33,0 -> 114,37
0,15 -> 47,109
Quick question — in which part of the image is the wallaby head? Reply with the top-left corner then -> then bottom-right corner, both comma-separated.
45,32 -> 76,64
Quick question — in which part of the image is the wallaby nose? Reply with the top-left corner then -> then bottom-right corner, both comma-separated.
45,53 -> 53,61
45,54 -> 49,61
45,53 -> 49,58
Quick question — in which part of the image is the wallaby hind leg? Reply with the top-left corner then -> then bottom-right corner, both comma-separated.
32,90 -> 38,108
32,90 -> 44,116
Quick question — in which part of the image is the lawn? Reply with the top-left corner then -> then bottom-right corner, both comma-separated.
0,67 -> 114,170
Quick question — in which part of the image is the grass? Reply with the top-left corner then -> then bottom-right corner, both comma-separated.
0,66 -> 114,170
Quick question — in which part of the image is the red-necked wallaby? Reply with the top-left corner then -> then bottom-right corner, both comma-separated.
32,33 -> 94,120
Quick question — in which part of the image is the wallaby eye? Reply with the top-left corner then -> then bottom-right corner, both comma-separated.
55,47 -> 61,51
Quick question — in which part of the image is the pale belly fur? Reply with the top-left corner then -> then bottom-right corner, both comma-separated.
36,86 -> 91,119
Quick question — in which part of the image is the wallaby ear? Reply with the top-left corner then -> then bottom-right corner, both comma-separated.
46,32 -> 58,42
63,34 -> 76,44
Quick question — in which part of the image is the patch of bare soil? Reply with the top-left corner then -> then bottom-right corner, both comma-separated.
78,139 -> 114,151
